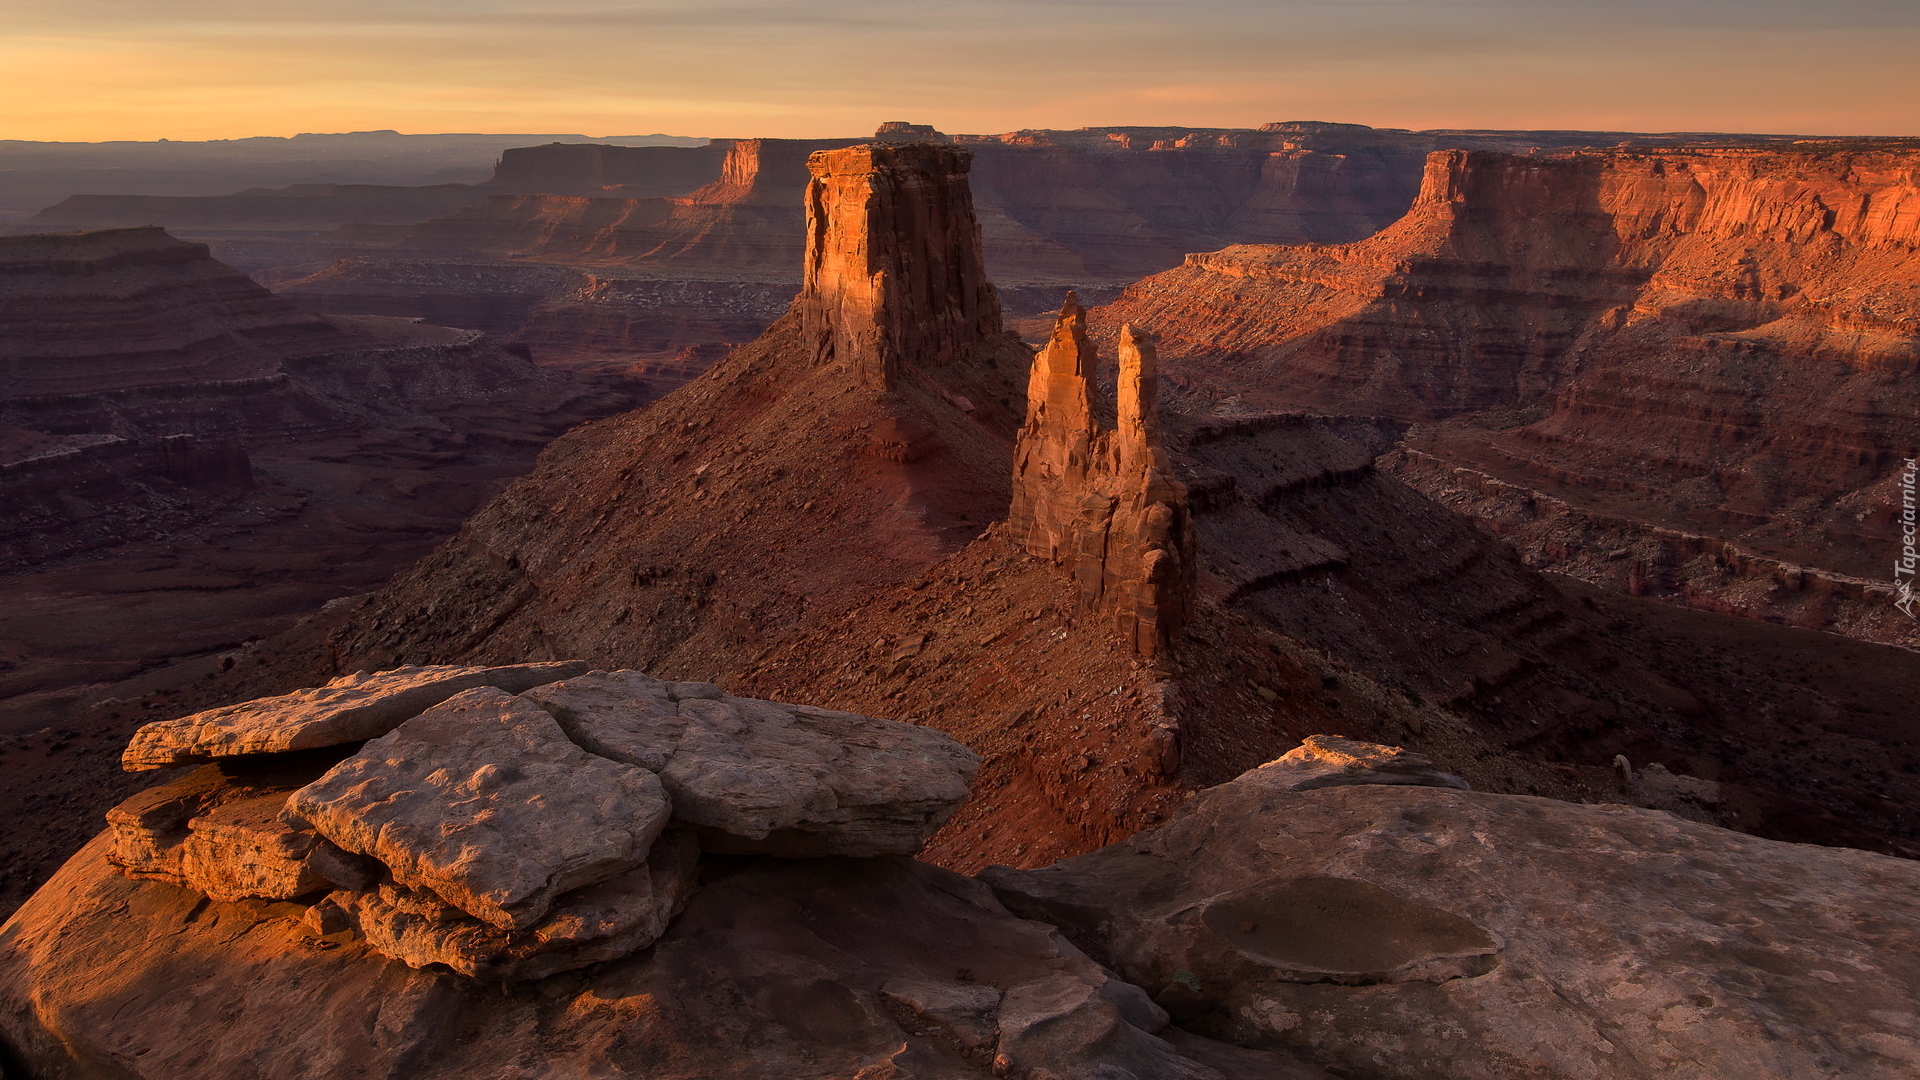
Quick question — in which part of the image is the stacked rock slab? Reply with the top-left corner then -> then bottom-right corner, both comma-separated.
1009,293 -> 1197,657
102,663 -> 979,981
796,143 -> 1002,390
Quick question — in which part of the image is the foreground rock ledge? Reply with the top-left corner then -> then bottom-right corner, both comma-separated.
7,730 -> 1918,1078
97,663 -> 981,982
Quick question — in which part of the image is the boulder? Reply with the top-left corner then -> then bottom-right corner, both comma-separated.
285,687 -> 670,930
984,737 -> 1920,1080
523,671 -> 981,856
122,661 -> 589,770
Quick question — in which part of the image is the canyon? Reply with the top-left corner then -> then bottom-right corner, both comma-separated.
2,125 -> 1918,1078
17,123 -> 1832,387
0,228 -> 638,914
206,140 -> 1920,879
1099,142 -> 1920,647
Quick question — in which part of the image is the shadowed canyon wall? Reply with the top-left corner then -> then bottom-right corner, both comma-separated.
1100,146 -> 1920,636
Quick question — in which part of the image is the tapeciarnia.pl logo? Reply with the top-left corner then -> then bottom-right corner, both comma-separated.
1898,458 -> 1918,619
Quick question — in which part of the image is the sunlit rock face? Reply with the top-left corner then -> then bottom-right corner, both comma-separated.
797,143 -> 1002,391
1009,294 -> 1195,657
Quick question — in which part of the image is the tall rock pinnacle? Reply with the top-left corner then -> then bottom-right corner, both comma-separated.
797,143 -> 1001,390
1009,294 -> 1196,657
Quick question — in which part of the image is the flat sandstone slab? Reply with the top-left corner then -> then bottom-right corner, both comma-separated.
122,661 -> 590,771
285,687 -> 670,930
524,671 -> 981,856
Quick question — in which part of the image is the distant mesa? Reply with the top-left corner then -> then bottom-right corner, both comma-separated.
874,120 -> 952,144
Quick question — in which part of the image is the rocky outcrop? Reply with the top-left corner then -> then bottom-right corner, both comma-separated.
93,663 -> 979,983
121,661 -> 588,769
984,736 -> 1920,1080
12,731 -> 1920,1079
796,143 -> 1002,390
1009,294 -> 1195,656
313,133 -> 1032,687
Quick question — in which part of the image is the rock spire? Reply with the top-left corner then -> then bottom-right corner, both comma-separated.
1009,294 -> 1195,657
796,143 -> 1000,390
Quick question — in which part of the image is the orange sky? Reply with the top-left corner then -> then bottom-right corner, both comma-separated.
7,1 -> 1917,141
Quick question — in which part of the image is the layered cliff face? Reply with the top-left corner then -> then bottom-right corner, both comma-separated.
797,144 -> 1001,390
1101,146 -> 1920,597
0,227 -> 340,398
259,124 -> 1840,380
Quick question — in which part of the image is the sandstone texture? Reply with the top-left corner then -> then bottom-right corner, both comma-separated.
105,757 -> 335,903
286,687 -> 671,930
523,670 -> 980,856
10,733 -> 1918,1079
1010,294 -> 1196,656
984,738 -> 1920,1080
0,836 -> 1312,1080
797,143 -> 1001,390
0,670 -> 1320,1079
122,661 -> 587,770
91,664 -> 977,983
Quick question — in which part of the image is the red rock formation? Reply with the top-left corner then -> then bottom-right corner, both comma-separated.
796,144 -> 1002,390
1099,146 -> 1920,590
1009,294 -> 1194,656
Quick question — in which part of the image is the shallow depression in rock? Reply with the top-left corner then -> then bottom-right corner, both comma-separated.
1202,875 -> 1500,980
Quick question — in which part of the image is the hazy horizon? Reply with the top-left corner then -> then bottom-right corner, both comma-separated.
7,0 -> 1916,143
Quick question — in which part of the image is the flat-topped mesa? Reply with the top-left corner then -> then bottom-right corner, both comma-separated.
1009,294 -> 1195,657
796,144 -> 1001,391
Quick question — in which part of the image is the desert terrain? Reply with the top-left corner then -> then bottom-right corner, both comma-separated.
2,122 -> 1918,1079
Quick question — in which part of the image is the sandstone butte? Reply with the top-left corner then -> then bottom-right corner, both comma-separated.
1095,146 -> 1920,649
